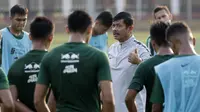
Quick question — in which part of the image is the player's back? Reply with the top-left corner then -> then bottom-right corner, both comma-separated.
155,55 -> 200,112
45,43 -> 110,112
8,50 -> 47,111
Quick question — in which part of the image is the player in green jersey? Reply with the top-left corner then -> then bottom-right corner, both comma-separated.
35,10 -> 115,112
8,16 -> 54,112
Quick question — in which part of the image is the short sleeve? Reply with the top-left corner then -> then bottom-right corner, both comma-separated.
97,52 -> 112,82
0,68 -> 9,89
150,74 -> 164,104
128,63 -> 147,92
137,42 -> 151,61
37,55 -> 50,86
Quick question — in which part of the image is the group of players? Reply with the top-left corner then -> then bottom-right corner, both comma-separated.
0,3 -> 199,112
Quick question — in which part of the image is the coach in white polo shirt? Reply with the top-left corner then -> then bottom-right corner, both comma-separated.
108,12 -> 151,112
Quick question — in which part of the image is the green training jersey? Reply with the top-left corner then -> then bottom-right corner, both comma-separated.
0,68 -> 9,89
37,42 -> 112,112
8,50 -> 47,111
128,55 -> 173,112
146,36 -> 156,56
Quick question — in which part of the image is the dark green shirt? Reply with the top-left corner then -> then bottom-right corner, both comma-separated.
8,50 -> 47,111
146,36 -> 156,56
129,55 -> 173,112
150,74 -> 164,104
37,43 -> 112,112
0,68 -> 9,89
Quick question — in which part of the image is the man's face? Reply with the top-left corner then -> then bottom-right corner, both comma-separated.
154,10 -> 172,24
11,14 -> 28,32
112,19 -> 131,42
93,22 -> 109,35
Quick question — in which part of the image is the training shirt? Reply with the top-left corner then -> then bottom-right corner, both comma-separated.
0,68 -> 9,90
37,42 -> 111,112
1,27 -> 32,75
8,50 -> 47,111
146,36 -> 156,56
108,36 -> 151,112
151,55 -> 200,112
89,33 -> 108,52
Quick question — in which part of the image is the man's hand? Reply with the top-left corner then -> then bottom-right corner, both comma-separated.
128,49 -> 142,64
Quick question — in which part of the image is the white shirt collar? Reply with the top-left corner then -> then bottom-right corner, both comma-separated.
119,36 -> 135,49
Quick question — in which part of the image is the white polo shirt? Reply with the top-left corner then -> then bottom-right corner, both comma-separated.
108,37 -> 151,112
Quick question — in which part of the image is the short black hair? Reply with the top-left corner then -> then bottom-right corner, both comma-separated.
10,4 -> 28,17
153,6 -> 170,18
96,11 -> 113,28
150,22 -> 170,46
166,22 -> 191,40
30,16 -> 54,40
68,10 -> 92,33
113,12 -> 133,27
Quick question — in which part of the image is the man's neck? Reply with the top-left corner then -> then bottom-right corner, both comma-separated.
157,46 -> 173,55
68,33 -> 86,43
9,26 -> 22,36
178,46 -> 197,55
92,31 -> 99,37
32,41 -> 48,51
119,35 -> 132,43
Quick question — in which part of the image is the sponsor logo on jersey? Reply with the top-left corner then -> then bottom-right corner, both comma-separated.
24,62 -> 40,73
61,52 -> 79,63
27,74 -> 38,83
63,65 -> 78,74
183,69 -> 198,88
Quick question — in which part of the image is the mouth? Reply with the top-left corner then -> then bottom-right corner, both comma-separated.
113,32 -> 120,37
17,26 -> 24,29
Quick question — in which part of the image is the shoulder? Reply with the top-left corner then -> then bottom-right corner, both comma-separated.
23,30 -> 29,36
86,44 -> 106,56
103,33 -> 108,37
154,58 -> 173,73
0,68 -> 5,76
109,42 -> 119,50
0,27 -> 8,32
8,56 -> 25,77
138,57 -> 157,70
133,38 -> 149,51
42,44 -> 69,62
10,55 -> 26,70
0,27 -> 8,37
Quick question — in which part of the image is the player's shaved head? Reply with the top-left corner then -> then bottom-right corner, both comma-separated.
166,22 -> 193,43
166,22 -> 195,54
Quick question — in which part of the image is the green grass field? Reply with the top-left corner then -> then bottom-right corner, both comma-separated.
51,31 -> 200,53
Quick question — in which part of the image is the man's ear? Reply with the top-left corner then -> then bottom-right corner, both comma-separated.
65,25 -> 69,33
193,37 -> 196,46
128,25 -> 134,32
9,16 -> 13,21
87,25 -> 93,35
48,34 -> 53,42
29,34 -> 33,40
151,39 -> 158,52
169,13 -> 173,21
